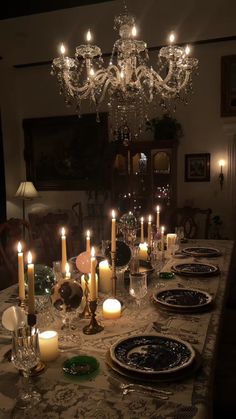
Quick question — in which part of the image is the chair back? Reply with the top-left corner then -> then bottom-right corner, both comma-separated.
169,206 -> 212,239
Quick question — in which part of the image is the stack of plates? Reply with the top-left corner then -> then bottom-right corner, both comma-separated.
106,334 -> 198,382
182,247 -> 221,257
171,262 -> 219,277
153,288 -> 213,313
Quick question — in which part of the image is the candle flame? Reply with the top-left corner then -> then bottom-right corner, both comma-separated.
148,215 -> 152,222
86,29 -> 92,42
60,43 -> 66,55
27,251 -> 32,264
91,246 -> 95,257
65,262 -> 70,274
86,230 -> 90,238
112,209 -> 115,219
156,205 -> 160,213
141,216 -> 144,222
185,45 -> 190,55
161,226 -> 165,234
61,227 -> 65,236
17,241 -> 22,253
132,25 -> 137,37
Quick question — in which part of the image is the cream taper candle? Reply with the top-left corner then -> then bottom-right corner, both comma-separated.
161,226 -> 165,252
147,215 -> 152,246
90,247 -> 97,300
111,210 -> 116,252
156,205 -> 160,229
140,217 -> 144,243
17,242 -> 25,301
61,227 -> 67,273
98,260 -> 112,294
27,251 -> 35,315
86,230 -> 91,252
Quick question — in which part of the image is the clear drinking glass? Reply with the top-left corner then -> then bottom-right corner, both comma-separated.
129,272 -> 147,307
11,326 -> 41,408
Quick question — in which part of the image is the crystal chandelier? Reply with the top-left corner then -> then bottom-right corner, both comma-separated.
52,2 -> 198,139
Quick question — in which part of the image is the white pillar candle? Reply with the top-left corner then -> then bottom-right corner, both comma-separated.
140,217 -> 144,243
90,247 -> 97,300
81,273 -> 98,296
156,205 -> 160,229
139,242 -> 148,260
99,260 -> 112,294
86,230 -> 91,252
166,233 -> 177,250
39,331 -> 59,362
61,227 -> 67,274
103,298 -> 121,319
17,242 -> 25,301
147,215 -> 152,246
111,210 -> 116,252
27,251 -> 35,315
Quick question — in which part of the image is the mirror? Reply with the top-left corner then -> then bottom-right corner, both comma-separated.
114,154 -> 126,174
153,151 -> 170,173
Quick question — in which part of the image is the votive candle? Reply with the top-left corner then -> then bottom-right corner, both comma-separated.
39,331 -> 59,362
103,298 -> 121,319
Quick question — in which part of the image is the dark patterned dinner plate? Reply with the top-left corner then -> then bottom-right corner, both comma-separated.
171,262 -> 219,276
153,288 -> 212,311
110,334 -> 195,375
182,247 -> 221,257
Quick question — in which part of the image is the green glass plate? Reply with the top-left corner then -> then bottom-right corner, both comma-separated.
63,355 -> 99,377
159,272 -> 175,280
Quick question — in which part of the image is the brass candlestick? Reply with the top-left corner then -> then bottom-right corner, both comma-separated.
83,300 -> 104,335
18,298 -> 26,311
79,274 -> 91,319
111,250 -> 117,297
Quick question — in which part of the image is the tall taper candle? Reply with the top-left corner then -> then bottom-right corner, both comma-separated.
90,247 -> 97,300
111,210 -> 116,252
147,215 -> 152,246
156,206 -> 160,229
86,230 -> 91,252
161,226 -> 165,252
27,251 -> 35,315
61,227 -> 67,273
17,242 -> 25,301
65,262 -> 71,279
140,217 -> 144,243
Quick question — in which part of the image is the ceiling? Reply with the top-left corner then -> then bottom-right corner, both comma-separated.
0,0 -> 112,20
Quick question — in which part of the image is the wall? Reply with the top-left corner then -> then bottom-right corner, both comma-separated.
0,0 -> 235,237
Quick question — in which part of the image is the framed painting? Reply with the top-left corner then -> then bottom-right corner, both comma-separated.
221,55 -> 236,117
185,153 -> 210,182
23,113 -> 109,191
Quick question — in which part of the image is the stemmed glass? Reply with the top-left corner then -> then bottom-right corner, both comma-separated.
129,272 -> 147,308
11,326 -> 41,409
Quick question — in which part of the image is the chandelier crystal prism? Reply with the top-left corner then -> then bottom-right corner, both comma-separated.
52,2 -> 198,139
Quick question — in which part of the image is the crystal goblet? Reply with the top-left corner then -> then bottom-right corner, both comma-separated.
129,272 -> 147,308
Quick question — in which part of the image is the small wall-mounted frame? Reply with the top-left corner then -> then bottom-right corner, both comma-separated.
221,55 -> 236,117
185,153 -> 210,182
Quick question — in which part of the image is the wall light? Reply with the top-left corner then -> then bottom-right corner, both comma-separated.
218,160 -> 225,189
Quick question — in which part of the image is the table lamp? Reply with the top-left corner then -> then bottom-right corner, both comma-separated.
15,181 -> 39,238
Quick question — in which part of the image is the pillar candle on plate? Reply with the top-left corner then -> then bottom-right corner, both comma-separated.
147,215 -> 152,246
65,262 -> 71,279
98,259 -> 112,294
103,298 -> 121,319
161,226 -> 165,252
39,331 -> 59,362
27,251 -> 35,315
111,210 -> 116,252
140,217 -> 144,243
139,242 -> 148,260
166,233 -> 177,250
61,227 -> 67,273
90,247 -> 97,300
86,230 -> 91,252
156,205 -> 160,229
17,242 -> 25,301
81,273 -> 98,295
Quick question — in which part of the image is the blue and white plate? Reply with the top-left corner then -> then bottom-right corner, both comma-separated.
110,334 -> 195,375
153,288 -> 212,311
171,262 -> 219,276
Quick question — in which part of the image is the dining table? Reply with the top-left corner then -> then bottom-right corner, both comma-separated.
0,239 -> 234,419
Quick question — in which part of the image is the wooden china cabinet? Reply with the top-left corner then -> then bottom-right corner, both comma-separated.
111,139 -> 178,221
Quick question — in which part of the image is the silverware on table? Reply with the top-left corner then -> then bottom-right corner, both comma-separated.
108,377 -> 172,399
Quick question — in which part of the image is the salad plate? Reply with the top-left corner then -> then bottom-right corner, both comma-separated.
171,262 -> 219,276
153,288 -> 212,311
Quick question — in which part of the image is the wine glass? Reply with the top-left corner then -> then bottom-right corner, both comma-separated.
11,326 -> 41,409
129,272 -> 147,308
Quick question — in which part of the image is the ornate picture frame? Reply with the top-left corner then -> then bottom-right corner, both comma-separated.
185,153 -> 210,182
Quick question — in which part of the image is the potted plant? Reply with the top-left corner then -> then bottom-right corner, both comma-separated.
146,114 -> 183,141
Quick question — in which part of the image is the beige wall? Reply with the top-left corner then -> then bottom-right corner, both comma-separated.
0,0 -> 235,237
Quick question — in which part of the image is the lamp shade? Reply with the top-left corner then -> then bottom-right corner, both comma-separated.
15,181 -> 39,199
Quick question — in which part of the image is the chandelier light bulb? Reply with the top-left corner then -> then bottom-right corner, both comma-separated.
132,25 -> 137,37
169,32 -> 175,44
185,45 -> 191,55
86,29 -> 92,42
60,43 -> 66,55
90,67 -> 95,76
120,70 -> 124,79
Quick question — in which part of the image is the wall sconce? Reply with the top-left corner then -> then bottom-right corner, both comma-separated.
218,160 -> 225,189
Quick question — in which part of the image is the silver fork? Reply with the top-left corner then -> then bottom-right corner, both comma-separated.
108,377 -> 172,399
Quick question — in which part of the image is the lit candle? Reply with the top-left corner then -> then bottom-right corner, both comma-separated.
111,210 -> 116,252
140,217 -> 144,243
17,242 -> 25,301
39,331 -> 59,362
86,230 -> 91,252
166,233 -> 177,250
98,260 -> 112,294
156,205 -> 160,229
81,273 -> 98,296
27,251 -> 35,315
61,227 -> 67,274
90,247 -> 97,300
86,29 -> 92,42
139,242 -> 148,260
147,215 -> 152,246
103,298 -> 121,319
161,226 -> 165,252
65,262 -> 71,279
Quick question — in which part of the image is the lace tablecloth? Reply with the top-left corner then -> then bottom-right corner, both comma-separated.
0,240 -> 234,419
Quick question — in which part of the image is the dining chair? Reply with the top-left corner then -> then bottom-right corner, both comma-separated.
168,206 -> 212,239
